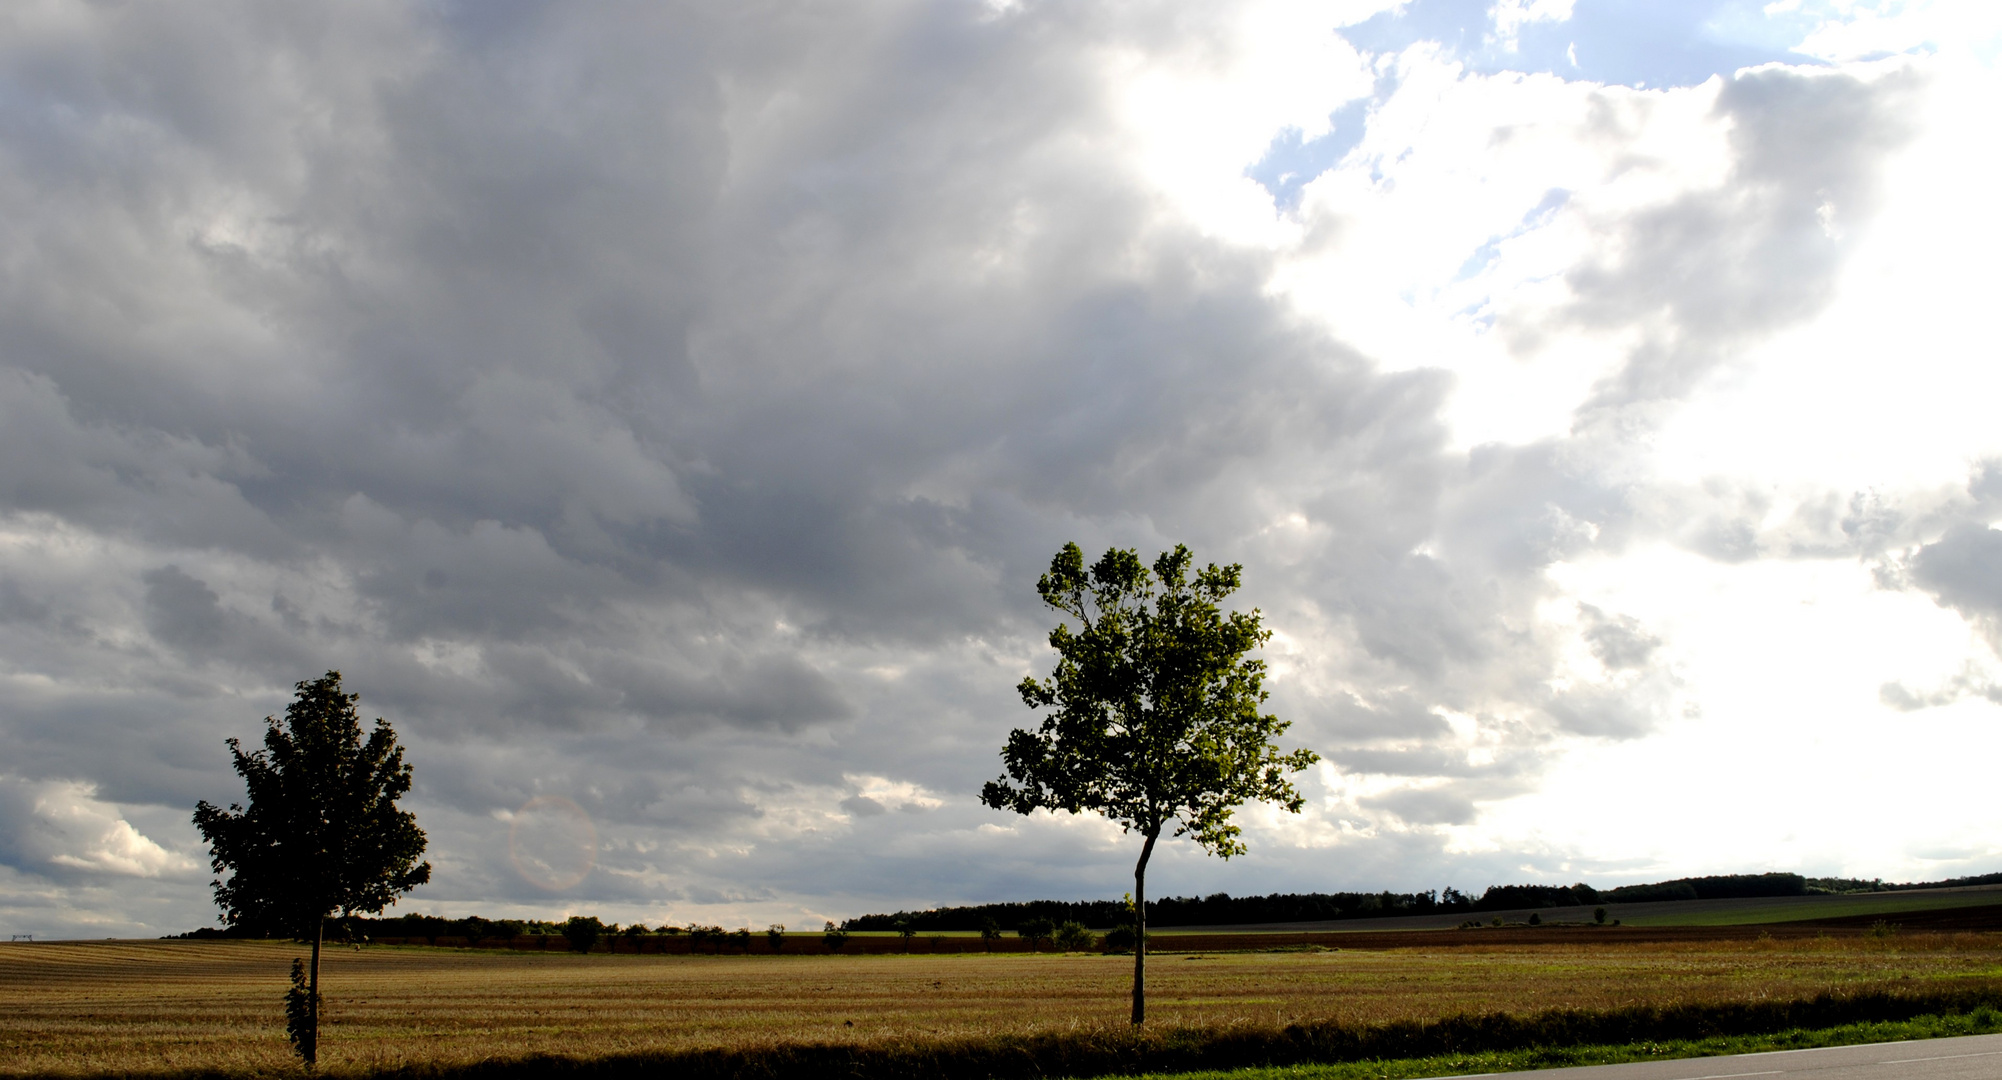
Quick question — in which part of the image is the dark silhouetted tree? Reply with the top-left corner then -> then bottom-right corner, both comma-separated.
192,671 -> 430,1065
562,916 -> 605,953
982,544 -> 1317,1024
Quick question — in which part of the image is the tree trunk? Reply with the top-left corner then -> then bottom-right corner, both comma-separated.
1131,828 -> 1158,1025
308,914 -> 323,1066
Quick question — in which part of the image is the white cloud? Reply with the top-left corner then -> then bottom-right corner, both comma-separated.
0,777 -> 196,880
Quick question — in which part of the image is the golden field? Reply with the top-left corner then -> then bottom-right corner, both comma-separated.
4,934 -> 2001,1076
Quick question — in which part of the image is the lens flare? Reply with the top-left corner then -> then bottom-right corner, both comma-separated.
507,795 -> 597,891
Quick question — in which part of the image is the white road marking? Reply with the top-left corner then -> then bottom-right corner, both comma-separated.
1879,1049 -> 2002,1064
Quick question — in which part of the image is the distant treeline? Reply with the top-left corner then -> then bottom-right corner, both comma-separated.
1807,871 -> 2002,894
181,914 -> 611,941
842,870 -> 2002,932
172,869 -> 2002,940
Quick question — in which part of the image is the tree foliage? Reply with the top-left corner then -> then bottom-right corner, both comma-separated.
981,543 -> 1317,855
563,915 -> 606,953
981,543 -> 1317,1023
192,672 -> 431,936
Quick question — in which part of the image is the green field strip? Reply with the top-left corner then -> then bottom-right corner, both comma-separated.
1621,890 -> 2002,927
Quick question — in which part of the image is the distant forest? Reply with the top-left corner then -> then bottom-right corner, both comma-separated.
173,868 -> 2002,939
840,870 -> 2002,932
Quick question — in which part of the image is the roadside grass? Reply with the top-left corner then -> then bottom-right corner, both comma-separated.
1102,1006 -> 2002,1080
5,935 -> 2002,1076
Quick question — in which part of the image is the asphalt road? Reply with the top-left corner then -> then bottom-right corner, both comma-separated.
1429,1034 -> 2002,1078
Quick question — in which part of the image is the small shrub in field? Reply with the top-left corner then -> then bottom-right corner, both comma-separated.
284,958 -> 316,1063
562,916 -> 604,954
1053,921 -> 1096,952
896,919 -> 915,953
768,924 -> 786,953
1018,917 -> 1055,952
1491,916 -> 1504,927
1594,907 -> 1608,925
1870,920 -> 1903,939
1103,925 -> 1138,952
823,920 -> 850,952
980,917 -> 1002,952
1528,913 -> 1542,926
731,927 -> 752,952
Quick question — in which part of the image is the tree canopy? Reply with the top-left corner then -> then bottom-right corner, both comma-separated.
981,542 -> 1317,1022
194,671 -> 431,936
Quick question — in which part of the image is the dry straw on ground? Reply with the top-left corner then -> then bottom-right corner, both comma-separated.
3,934 -> 2000,1076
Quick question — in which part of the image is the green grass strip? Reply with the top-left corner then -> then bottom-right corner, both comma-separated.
1103,1006 -> 2002,1078
1621,891 -> 2002,927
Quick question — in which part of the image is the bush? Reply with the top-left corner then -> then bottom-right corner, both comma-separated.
1052,921 -> 1096,951
768,924 -> 786,952
1594,907 -> 1608,925
1018,917 -> 1055,952
980,917 -> 1002,952
823,920 -> 850,952
1528,913 -> 1542,926
562,916 -> 604,954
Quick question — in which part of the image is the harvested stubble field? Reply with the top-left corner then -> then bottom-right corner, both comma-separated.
3,933 -> 2001,1077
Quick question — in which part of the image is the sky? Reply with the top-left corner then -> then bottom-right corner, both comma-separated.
1,0 -> 1999,940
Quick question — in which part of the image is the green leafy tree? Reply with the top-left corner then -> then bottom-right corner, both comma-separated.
822,920 -> 850,952
1053,921 -> 1096,952
1017,916 -> 1055,952
192,671 -> 431,1065
979,916 -> 1002,952
895,917 -> 916,953
981,544 -> 1318,1024
456,916 -> 494,948
563,915 -> 606,953
767,923 -> 787,953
